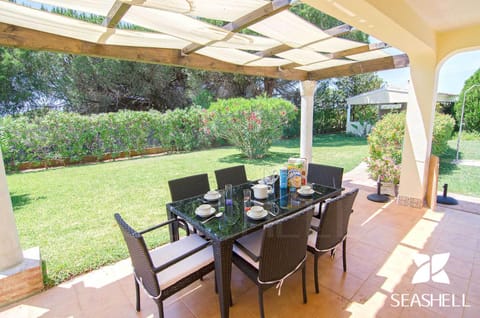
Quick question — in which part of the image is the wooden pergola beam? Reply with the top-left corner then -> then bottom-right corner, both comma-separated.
0,22 -> 409,82
102,1 -> 132,28
307,54 -> 409,80
328,41 -> 390,59
181,0 -> 292,55
0,23 -> 307,81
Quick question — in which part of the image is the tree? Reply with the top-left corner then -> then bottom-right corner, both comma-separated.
454,68 -> 480,132
61,56 -> 190,113
313,74 -> 384,134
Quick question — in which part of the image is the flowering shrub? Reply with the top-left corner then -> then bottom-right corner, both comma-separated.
366,111 -> 455,184
209,96 -> 297,159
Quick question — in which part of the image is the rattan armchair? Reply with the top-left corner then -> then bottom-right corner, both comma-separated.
232,208 -> 314,318
114,213 -> 214,318
214,165 -> 248,189
307,188 -> 359,293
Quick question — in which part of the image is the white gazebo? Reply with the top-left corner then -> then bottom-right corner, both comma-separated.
345,86 -> 458,136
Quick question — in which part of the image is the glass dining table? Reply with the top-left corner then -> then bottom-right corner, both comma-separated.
166,182 -> 341,318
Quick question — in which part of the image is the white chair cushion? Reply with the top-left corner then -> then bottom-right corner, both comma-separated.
150,234 -> 213,290
233,229 -> 263,269
307,229 -> 318,250
310,216 -> 320,229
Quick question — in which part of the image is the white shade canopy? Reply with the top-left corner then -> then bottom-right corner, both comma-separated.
0,0 -> 409,80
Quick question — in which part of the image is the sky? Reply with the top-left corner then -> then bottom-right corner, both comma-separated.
377,51 -> 480,94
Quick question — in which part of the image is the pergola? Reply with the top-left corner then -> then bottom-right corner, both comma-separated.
1,0 -> 480,303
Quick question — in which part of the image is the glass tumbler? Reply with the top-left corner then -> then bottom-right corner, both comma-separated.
225,184 -> 233,206
243,189 -> 251,212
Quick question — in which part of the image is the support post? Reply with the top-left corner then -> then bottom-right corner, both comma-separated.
0,149 -> 23,271
346,103 -> 351,133
300,80 -> 317,163
397,54 -> 438,208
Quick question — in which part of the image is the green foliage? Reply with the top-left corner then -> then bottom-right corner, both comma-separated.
454,69 -> 480,132
366,112 -> 455,183
209,97 -> 297,159
282,110 -> 301,138
0,108 -> 213,168
432,113 -> 456,155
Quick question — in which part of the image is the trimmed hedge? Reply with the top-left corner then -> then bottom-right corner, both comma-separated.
0,107 -> 213,169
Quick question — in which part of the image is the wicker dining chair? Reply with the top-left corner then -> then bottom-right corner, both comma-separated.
114,213 -> 214,318
214,165 -> 248,189
232,208 -> 314,318
307,163 -> 344,217
168,173 -> 210,202
307,188 -> 359,293
168,173 -> 210,233
307,163 -> 344,189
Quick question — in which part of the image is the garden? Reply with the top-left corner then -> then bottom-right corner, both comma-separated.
7,133 -> 367,286
1,91 -> 479,287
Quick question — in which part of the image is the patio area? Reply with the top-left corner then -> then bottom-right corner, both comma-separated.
1,171 -> 479,318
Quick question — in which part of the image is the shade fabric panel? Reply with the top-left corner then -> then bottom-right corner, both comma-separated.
295,59 -> 355,71
106,30 -> 190,49
249,11 -> 331,48
124,6 -> 229,45
197,47 -> 260,65
306,37 -> 365,53
213,34 -> 281,51
134,0 -> 268,22
246,57 -> 291,67
0,2 -> 106,43
33,0 -> 114,16
277,49 -> 329,65
347,49 -> 391,61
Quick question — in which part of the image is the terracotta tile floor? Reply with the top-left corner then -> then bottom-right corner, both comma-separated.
1,186 -> 480,317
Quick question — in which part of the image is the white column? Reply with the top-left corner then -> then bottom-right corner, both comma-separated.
0,149 -> 23,270
346,103 -> 351,133
300,80 -> 317,163
398,53 -> 438,208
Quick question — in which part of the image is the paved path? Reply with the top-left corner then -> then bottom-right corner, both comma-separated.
451,159 -> 480,167
344,162 -> 480,214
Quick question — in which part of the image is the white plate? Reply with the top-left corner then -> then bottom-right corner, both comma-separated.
204,193 -> 221,201
297,189 -> 315,196
247,209 -> 268,220
195,207 -> 216,218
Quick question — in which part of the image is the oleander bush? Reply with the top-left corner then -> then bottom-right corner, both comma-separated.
432,112 -> 456,155
366,111 -> 455,184
0,107 -> 213,169
209,96 -> 297,159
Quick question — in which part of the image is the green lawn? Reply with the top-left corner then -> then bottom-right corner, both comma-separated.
7,134 -> 367,286
437,138 -> 480,197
